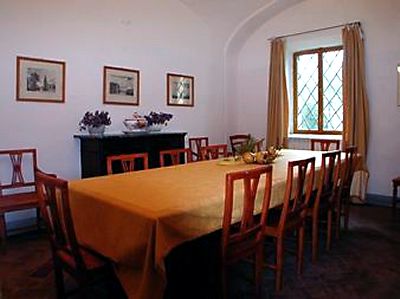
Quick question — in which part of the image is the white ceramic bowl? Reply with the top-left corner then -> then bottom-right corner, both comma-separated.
123,118 -> 147,131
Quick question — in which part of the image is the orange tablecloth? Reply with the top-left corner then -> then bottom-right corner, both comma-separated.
69,149 -> 322,299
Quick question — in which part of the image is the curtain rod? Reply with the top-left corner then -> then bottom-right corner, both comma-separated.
267,21 -> 361,41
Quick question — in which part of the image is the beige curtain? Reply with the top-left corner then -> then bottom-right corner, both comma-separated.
267,38 -> 289,147
342,23 -> 370,202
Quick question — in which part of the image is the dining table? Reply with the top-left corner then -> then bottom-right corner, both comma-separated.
69,149 -> 324,299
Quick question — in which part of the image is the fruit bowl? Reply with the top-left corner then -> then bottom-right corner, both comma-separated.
123,119 -> 147,131
242,146 -> 282,164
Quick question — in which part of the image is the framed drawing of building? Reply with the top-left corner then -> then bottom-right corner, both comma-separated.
103,66 -> 140,106
16,56 -> 66,103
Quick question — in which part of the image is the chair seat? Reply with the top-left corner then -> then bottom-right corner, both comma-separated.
0,191 -> 39,212
57,246 -> 109,271
264,214 -> 306,237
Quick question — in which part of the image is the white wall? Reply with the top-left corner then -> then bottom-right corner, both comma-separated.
0,0 -> 225,222
226,0 -> 400,196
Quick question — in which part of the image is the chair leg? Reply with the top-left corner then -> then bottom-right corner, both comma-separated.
0,213 -> 6,251
326,210 -> 332,251
275,237 -> 284,292
344,196 -> 350,230
53,258 -> 65,299
335,202 -> 341,240
311,215 -> 319,263
297,226 -> 305,275
254,245 -> 263,299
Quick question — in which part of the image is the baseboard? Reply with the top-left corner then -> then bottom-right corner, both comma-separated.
365,193 -> 393,207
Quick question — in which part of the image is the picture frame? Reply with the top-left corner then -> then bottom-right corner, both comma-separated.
16,56 -> 65,103
167,73 -> 194,107
397,64 -> 400,106
103,66 -> 140,106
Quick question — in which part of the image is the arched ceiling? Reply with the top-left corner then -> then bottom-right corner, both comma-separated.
179,0 -> 274,38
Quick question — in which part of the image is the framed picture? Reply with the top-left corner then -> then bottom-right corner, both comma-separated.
103,66 -> 140,106
167,73 -> 194,107
397,64 -> 400,106
16,56 -> 65,103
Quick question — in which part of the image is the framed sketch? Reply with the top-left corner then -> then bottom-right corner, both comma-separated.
16,56 -> 65,103
103,66 -> 140,106
397,64 -> 400,106
167,73 -> 194,107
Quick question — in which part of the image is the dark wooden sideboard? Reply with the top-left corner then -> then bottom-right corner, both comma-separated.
74,131 -> 187,178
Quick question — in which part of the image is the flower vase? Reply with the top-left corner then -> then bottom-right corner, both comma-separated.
88,125 -> 105,135
147,124 -> 165,132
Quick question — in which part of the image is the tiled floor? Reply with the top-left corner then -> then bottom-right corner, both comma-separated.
1,205 -> 400,299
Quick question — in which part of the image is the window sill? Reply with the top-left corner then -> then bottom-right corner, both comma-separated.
288,134 -> 342,140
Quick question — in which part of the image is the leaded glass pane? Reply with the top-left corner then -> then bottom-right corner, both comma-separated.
296,53 -> 318,131
323,50 -> 343,131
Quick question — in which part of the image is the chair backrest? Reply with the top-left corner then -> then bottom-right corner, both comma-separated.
342,146 -> 357,190
0,149 -> 38,195
188,137 -> 209,161
277,157 -> 315,231
313,151 -> 341,212
200,144 -> 228,160
229,134 -> 250,156
222,165 -> 273,258
36,172 -> 86,272
106,153 -> 149,175
159,148 -> 193,167
310,139 -> 340,151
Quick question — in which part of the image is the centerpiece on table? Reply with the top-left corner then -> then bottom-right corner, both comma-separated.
238,135 -> 282,164
79,110 -> 111,135
144,111 -> 173,131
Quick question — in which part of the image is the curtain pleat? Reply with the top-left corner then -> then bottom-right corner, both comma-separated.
342,23 -> 370,202
266,38 -> 289,147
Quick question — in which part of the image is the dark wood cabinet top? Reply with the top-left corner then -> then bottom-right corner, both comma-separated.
73,131 -> 187,140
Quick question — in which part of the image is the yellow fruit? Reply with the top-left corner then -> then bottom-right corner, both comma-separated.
242,152 -> 255,164
256,151 -> 266,164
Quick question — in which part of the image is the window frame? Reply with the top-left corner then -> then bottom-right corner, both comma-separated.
293,45 -> 343,135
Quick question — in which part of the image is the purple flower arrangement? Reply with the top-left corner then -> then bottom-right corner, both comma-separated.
144,111 -> 173,126
79,111 -> 111,131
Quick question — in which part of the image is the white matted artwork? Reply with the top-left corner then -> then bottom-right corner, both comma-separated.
103,66 -> 140,106
397,64 -> 400,106
167,73 -> 194,107
16,56 -> 65,103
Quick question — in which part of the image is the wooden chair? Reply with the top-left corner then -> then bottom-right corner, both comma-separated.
307,150 -> 341,262
310,139 -> 340,151
106,153 -> 149,175
222,165 -> 273,299
189,137 -> 209,161
392,177 -> 400,215
263,157 -> 315,291
229,134 -> 264,156
36,171 -> 125,298
338,146 -> 358,233
0,149 -> 41,248
200,144 -> 228,160
229,134 -> 250,156
159,148 -> 193,167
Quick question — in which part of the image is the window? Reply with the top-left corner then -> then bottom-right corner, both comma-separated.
293,46 -> 343,134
